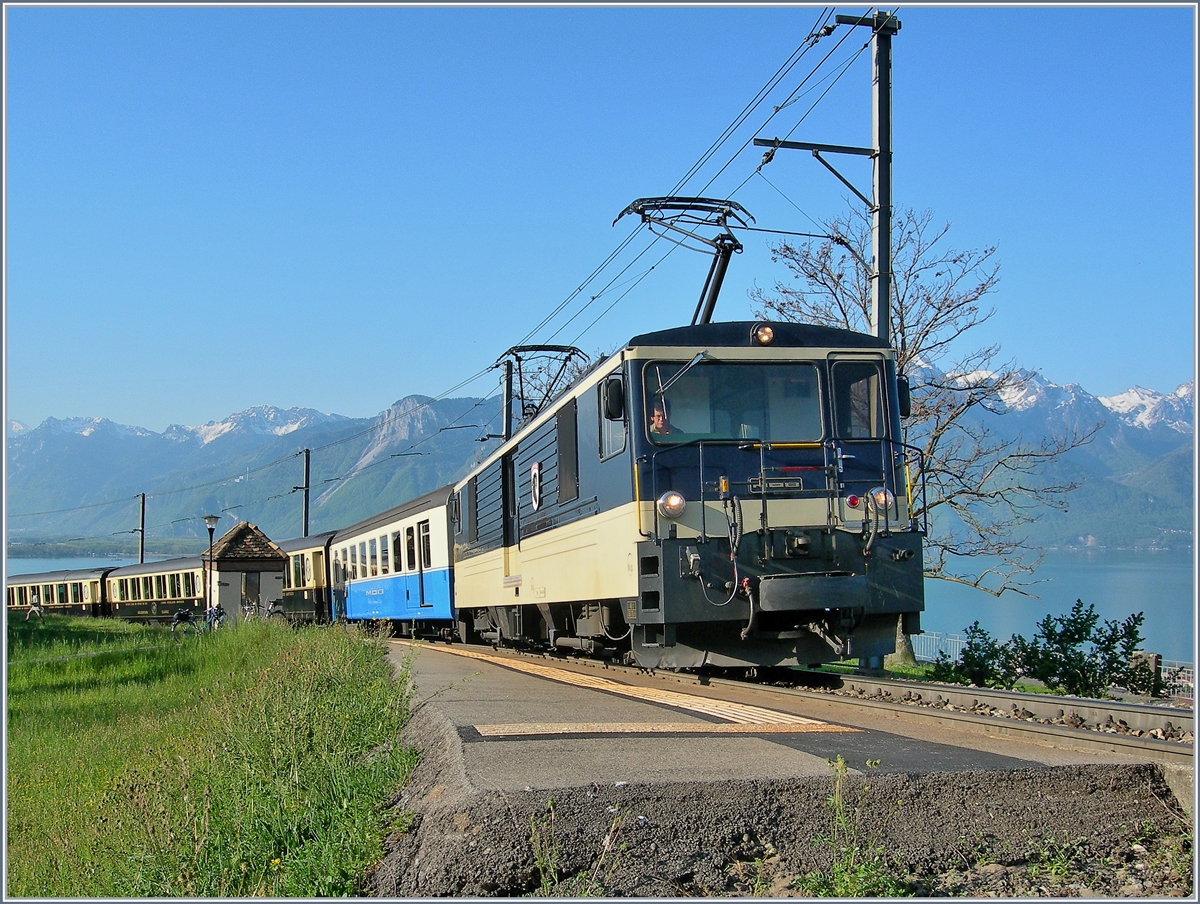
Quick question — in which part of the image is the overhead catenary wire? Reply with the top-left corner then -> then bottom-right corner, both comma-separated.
535,9 -> 872,348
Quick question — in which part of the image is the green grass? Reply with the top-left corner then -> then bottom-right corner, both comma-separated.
7,615 -> 417,896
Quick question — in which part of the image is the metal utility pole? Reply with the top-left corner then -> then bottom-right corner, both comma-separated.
855,8 -> 898,347
301,449 -> 310,537
138,493 -> 145,564
501,360 -> 514,441
754,10 -> 900,345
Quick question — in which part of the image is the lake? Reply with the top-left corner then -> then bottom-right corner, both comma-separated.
7,548 -> 1196,663
922,548 -> 1195,664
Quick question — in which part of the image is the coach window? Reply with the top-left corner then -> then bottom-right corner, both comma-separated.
380,536 -> 390,574
418,520 -> 432,569
57,584 -> 68,605
184,573 -> 194,597
406,527 -> 416,571
350,546 -> 358,578
294,554 -> 304,588
169,574 -> 181,599
367,539 -> 376,576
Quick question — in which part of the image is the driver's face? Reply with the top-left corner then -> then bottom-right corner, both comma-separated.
651,408 -> 667,428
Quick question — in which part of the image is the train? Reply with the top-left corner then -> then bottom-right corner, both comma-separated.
7,319 -> 926,671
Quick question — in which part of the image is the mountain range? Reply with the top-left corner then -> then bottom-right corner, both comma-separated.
6,371 -> 1194,556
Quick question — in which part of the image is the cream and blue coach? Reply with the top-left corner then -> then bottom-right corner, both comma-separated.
330,486 -> 455,629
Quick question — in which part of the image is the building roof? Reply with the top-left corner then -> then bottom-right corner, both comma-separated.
205,521 -> 287,563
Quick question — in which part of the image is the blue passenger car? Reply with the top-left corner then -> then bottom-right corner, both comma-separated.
331,485 -> 456,635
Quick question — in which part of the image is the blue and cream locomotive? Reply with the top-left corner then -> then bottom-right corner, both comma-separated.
449,319 -> 924,669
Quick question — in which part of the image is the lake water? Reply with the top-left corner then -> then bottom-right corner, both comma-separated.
921,548 -> 1195,664
7,549 -> 1196,663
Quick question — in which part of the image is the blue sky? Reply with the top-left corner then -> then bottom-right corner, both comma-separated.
5,5 -> 1195,433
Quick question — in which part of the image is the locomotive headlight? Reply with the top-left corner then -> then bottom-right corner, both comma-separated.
751,323 -> 775,346
867,487 -> 895,512
657,491 -> 687,519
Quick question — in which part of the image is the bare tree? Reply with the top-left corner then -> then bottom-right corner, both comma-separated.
753,205 -> 1099,604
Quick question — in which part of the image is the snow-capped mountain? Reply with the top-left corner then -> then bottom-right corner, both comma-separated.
7,395 -> 496,546
1100,382 -> 1194,433
30,416 -> 158,439
5,370 -> 1192,551
163,405 -> 351,445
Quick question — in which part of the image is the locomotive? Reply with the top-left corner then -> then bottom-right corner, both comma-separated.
446,319 -> 925,669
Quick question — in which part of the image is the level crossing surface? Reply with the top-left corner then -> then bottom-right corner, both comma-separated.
388,640 -> 1140,792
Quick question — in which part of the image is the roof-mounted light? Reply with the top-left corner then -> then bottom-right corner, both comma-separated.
751,323 -> 775,346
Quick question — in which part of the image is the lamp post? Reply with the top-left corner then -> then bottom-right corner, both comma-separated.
203,514 -> 221,615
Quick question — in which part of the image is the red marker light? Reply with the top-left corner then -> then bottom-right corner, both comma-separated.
847,495 -> 861,508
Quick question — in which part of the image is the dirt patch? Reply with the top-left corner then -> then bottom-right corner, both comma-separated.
367,706 -> 1193,897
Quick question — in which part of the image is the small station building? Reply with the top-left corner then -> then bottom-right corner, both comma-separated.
204,521 -> 288,622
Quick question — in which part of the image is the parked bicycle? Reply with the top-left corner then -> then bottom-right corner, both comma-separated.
241,600 -> 288,623
170,608 -> 198,638
201,603 -> 226,633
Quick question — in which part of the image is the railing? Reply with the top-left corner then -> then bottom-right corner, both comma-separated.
1162,661 -> 1193,701
643,434 -> 928,541
911,630 -> 967,663
914,631 -> 1194,702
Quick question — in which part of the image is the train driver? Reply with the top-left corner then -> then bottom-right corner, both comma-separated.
650,398 -> 673,435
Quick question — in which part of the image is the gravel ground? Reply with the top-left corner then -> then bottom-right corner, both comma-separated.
368,707 -> 1193,897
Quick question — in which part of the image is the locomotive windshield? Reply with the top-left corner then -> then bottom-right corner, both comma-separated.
645,361 -> 823,444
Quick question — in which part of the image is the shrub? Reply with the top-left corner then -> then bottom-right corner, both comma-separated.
935,601 -> 1163,699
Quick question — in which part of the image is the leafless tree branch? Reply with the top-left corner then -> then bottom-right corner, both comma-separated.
752,203 -> 1096,597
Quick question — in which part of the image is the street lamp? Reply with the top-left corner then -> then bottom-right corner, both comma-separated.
203,514 -> 221,614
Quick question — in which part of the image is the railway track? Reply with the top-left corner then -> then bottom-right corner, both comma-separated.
438,642 -> 1194,767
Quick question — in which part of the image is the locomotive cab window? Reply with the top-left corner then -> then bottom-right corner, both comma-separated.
832,359 -> 886,439
644,361 -> 823,444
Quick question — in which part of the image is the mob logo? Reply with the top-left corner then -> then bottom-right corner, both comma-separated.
530,461 -> 542,512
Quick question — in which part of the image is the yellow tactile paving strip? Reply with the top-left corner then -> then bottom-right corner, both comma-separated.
472,722 -> 854,737
394,640 -> 858,735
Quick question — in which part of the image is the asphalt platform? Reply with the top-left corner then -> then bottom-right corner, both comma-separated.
387,638 -> 1150,789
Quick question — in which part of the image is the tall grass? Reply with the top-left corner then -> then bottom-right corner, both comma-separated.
7,616 -> 417,896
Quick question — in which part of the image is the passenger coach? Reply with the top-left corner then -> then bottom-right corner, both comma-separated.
7,567 -> 111,618
106,557 -> 205,624
330,486 -> 455,633
277,531 -> 336,622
